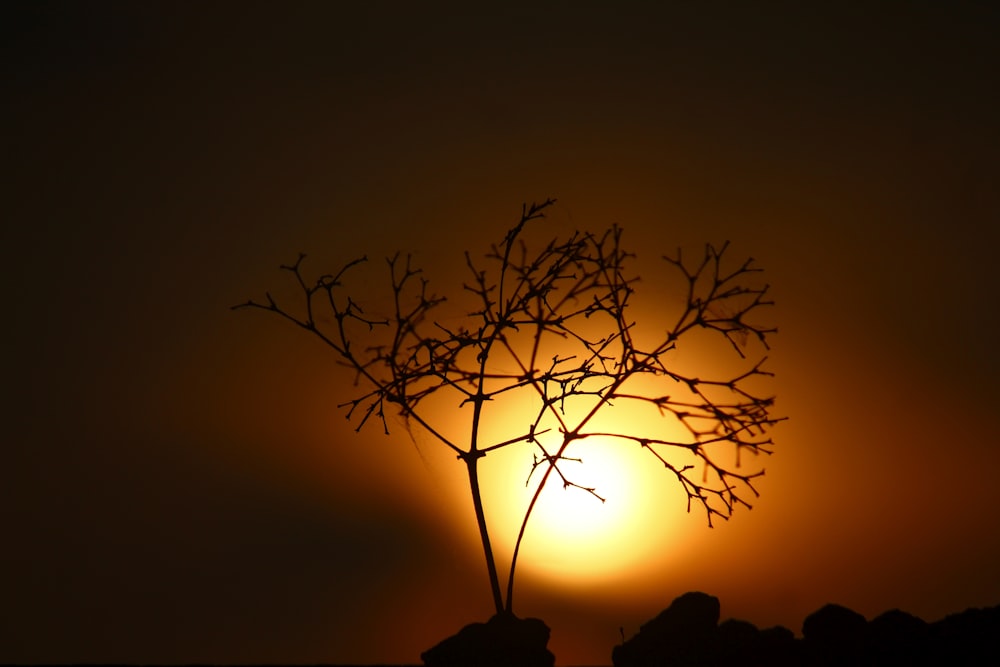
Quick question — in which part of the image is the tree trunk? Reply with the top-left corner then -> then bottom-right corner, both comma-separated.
467,456 -> 504,614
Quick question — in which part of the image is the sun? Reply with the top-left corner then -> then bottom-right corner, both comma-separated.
414,282 -> 750,588
475,400 -> 693,586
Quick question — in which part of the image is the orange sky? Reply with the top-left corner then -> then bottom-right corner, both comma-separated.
4,3 -> 999,665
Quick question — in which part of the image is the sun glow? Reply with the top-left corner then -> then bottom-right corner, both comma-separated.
472,388 -> 697,585
362,223 -> 776,590
400,305 -> 771,590
410,318 -> 756,587
522,444 -> 680,581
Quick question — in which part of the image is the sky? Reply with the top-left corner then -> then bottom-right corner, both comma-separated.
3,2 -> 999,665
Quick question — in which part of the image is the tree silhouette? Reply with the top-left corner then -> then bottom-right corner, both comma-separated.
234,199 -> 781,617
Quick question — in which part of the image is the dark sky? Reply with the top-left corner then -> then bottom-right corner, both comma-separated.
4,2 -> 999,665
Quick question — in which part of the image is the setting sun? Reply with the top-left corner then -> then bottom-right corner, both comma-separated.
466,354 -> 729,587
481,430 -> 691,584
396,225 -> 779,598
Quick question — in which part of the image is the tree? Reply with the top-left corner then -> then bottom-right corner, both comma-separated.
234,199 -> 781,618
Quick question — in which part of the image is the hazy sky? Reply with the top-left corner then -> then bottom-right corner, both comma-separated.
4,2 -> 999,665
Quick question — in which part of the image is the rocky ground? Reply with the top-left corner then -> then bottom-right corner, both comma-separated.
612,591 -> 1000,667
420,591 -> 1000,666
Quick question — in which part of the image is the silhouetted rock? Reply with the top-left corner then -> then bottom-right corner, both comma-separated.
868,609 -> 928,667
757,625 -> 801,667
712,619 -> 802,667
802,602 -> 867,645
927,604 -> 1000,666
802,603 -> 867,665
715,618 -> 759,664
612,591 -> 720,666
615,593 -> 1000,667
420,612 -> 554,667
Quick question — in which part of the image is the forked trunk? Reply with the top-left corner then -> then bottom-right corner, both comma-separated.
466,456 -> 504,615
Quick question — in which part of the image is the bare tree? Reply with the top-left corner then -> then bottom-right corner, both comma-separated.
234,199 -> 781,616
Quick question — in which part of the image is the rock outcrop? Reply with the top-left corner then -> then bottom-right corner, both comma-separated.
613,591 -> 1000,667
421,612 -> 555,667
612,591 -> 730,666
